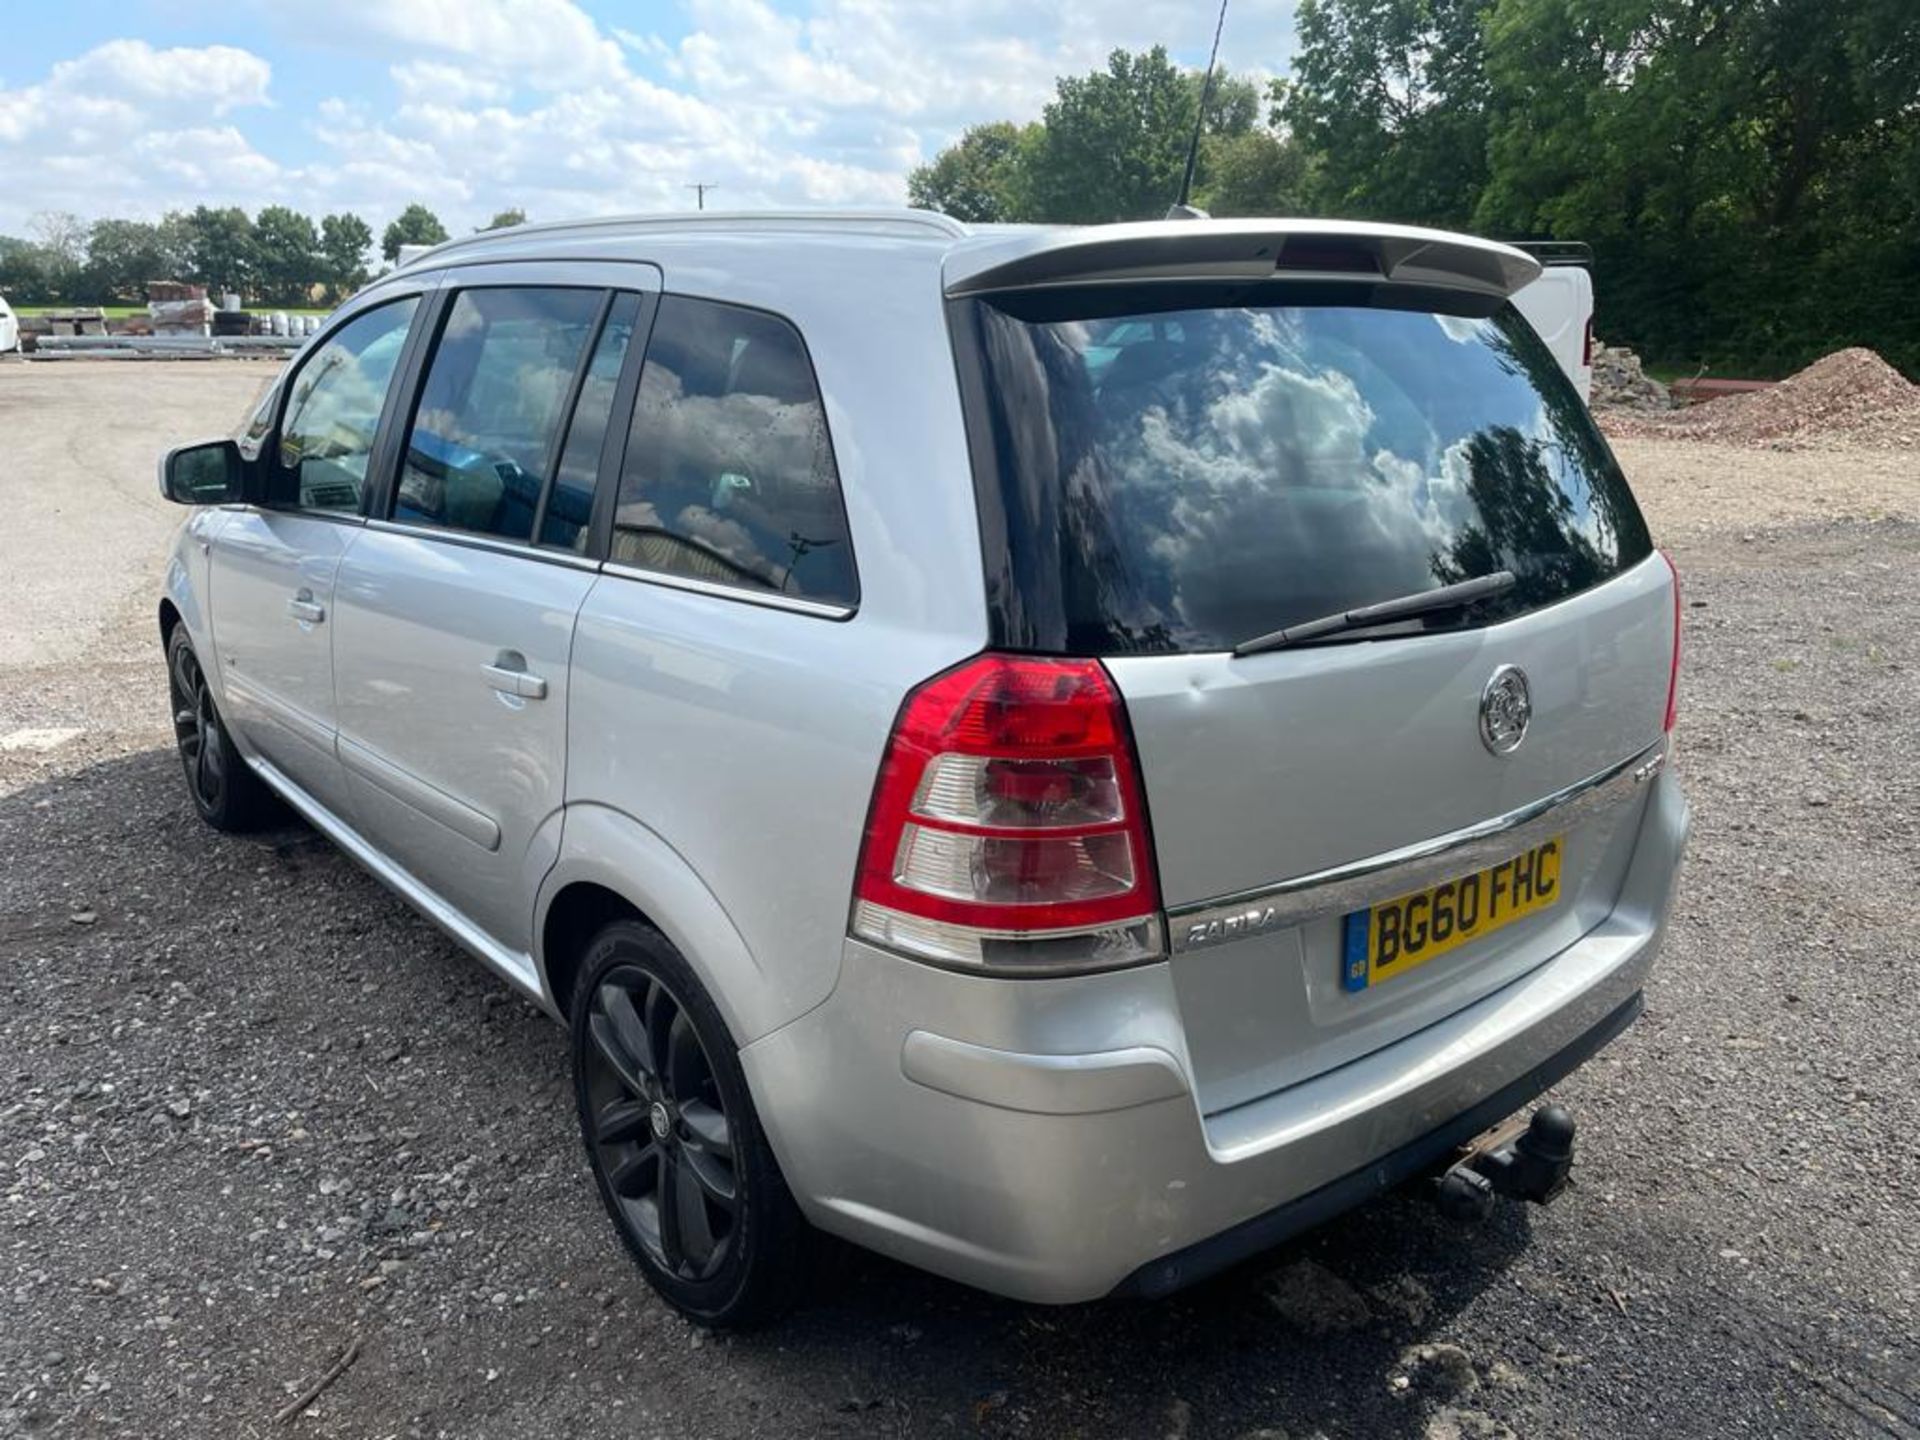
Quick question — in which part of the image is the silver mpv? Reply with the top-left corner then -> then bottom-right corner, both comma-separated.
157,211 -> 1688,1326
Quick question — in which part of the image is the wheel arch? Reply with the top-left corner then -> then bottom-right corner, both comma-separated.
159,528 -> 226,705
539,880 -> 643,1023
534,803 -> 776,1045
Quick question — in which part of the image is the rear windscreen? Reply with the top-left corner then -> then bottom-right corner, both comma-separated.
955,286 -> 1652,655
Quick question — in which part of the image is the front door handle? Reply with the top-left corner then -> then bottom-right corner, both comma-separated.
482,653 -> 548,701
287,591 -> 326,625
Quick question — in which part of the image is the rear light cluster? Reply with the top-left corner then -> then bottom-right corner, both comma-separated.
1660,548 -> 1682,733
851,654 -> 1165,973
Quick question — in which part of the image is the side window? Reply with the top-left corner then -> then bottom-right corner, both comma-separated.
394,287 -> 603,543
540,292 -> 642,553
275,298 -> 419,511
611,296 -> 857,607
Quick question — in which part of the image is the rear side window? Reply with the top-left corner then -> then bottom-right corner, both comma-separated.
395,287 -> 603,542
957,290 -> 1652,654
275,298 -> 418,512
612,295 -> 856,607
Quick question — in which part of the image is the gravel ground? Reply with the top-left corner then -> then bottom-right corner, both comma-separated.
3,362 -> 1919,1438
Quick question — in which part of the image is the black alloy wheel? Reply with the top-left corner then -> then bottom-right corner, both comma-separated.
582,962 -> 740,1281
165,626 -> 275,832
169,636 -> 227,816
570,920 -> 808,1326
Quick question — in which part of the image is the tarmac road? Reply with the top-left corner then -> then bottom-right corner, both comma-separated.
2,361 -> 1917,1438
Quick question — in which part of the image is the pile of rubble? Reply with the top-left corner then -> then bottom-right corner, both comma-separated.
1601,347 -> 1919,450
1590,342 -> 1673,411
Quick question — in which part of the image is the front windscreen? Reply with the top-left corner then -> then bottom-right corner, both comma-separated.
956,286 -> 1653,655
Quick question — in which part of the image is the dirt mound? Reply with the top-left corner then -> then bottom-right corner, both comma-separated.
1598,347 -> 1920,450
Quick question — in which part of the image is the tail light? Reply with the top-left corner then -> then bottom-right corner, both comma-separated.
1660,548 -> 1682,733
1582,314 -> 1594,369
851,653 -> 1164,973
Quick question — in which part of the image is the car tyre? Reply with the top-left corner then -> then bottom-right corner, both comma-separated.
570,918 -> 810,1328
166,625 -> 279,832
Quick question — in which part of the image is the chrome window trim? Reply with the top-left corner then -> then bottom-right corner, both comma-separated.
413,258 -> 666,294
364,517 -> 602,571
599,560 -> 856,620
236,504 -> 366,528
1166,737 -> 1668,954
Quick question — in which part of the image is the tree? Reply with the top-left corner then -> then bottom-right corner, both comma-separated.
319,213 -> 374,301
1196,129 -> 1309,217
1017,48 -> 1260,223
253,206 -> 321,306
79,219 -> 173,303
182,206 -> 258,300
27,211 -> 88,297
1473,0 -> 1920,373
29,211 -> 88,267
382,204 -> 450,262
907,122 -> 1032,223
1276,0 -> 1494,227
482,208 -> 528,231
0,235 -> 57,304
910,48 -> 1300,226
901,10 -> 1919,375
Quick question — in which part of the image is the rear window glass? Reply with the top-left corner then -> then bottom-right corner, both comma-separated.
958,290 -> 1652,655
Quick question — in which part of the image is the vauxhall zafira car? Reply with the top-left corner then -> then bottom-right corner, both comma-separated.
155,211 -> 1688,1326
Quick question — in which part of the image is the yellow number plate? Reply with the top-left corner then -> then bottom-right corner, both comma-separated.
1341,836 -> 1564,991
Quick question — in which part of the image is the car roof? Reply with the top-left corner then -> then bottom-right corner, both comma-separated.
396,209 -> 1542,302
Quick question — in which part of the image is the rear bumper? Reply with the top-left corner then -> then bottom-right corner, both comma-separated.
1112,989 -> 1642,1296
741,767 -> 1687,1304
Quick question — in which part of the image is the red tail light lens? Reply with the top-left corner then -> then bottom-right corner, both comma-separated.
851,654 -> 1164,972
1660,548 -> 1682,733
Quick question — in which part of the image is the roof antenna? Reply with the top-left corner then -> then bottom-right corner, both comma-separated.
1166,0 -> 1230,220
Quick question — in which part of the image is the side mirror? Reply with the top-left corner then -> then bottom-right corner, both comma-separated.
159,439 -> 243,506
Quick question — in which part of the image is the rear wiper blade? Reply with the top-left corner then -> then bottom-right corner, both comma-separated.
1232,570 -> 1517,658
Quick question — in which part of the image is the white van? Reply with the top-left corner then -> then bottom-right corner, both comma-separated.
1510,241 -> 1595,402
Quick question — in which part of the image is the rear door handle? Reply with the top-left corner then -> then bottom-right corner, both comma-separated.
482,658 -> 548,701
287,592 -> 326,624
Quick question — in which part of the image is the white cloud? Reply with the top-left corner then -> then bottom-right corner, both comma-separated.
0,39 -> 272,148
389,61 -> 510,107
322,0 -> 629,90
0,1 -> 1299,237
52,39 -> 271,114
0,40 -> 279,223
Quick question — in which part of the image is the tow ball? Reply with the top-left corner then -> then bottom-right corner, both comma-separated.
1432,1105 -> 1576,1222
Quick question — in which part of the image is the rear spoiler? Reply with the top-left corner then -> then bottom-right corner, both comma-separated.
1510,240 -> 1593,269
943,220 -> 1542,301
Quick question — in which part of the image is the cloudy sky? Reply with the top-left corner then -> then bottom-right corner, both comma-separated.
0,0 -> 1298,237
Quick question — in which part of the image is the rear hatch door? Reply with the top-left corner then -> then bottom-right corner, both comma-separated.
949,227 -> 1675,1113
1109,567 -> 1670,1112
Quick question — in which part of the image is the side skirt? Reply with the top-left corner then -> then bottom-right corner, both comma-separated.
247,754 -> 552,1012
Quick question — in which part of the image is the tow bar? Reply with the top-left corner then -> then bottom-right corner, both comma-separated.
1431,1105 -> 1576,1222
